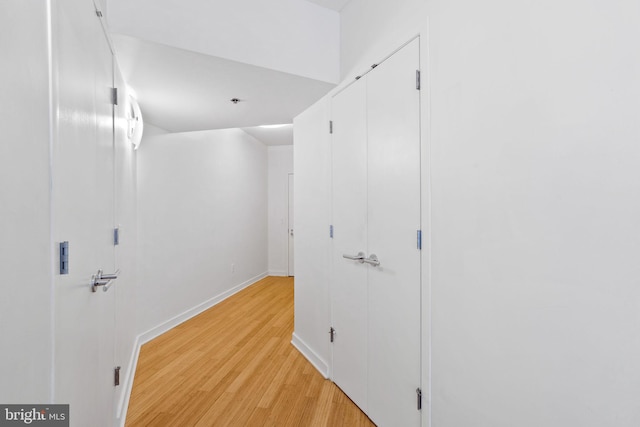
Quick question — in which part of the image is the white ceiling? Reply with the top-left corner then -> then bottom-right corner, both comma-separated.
108,0 -> 344,145
113,35 -> 334,133
107,0 -> 340,83
305,0 -> 351,11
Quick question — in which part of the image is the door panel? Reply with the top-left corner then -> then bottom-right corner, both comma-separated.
330,38 -> 421,426
331,79 -> 369,411
367,38 -> 421,427
53,1 -> 115,425
113,63 -> 137,423
95,15 -> 117,425
288,173 -> 295,276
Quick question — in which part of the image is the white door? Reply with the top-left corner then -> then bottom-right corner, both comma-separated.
331,78 -> 369,410
331,38 -> 421,426
53,1 -> 116,425
366,38 -> 421,427
96,23 -> 118,425
288,173 -> 295,276
113,64 -> 137,423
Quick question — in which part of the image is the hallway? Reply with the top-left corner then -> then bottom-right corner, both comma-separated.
126,276 -> 374,426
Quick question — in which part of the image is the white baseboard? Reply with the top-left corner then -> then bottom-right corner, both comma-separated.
291,332 -> 329,379
116,335 -> 141,427
138,272 -> 268,344
117,272 -> 268,426
268,270 -> 288,277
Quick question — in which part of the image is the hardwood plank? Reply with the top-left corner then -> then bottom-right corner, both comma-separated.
126,276 -> 374,426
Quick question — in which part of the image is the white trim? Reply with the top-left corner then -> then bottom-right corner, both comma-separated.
117,272 -> 268,426
268,270 -> 288,277
332,34 -> 421,98
46,0 -> 56,403
138,272 -> 267,344
291,332 -> 329,379
116,335 -> 141,426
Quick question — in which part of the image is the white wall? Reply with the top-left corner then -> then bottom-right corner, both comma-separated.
295,0 -> 640,425
0,0 -> 53,403
137,128 -> 268,336
340,0 -> 426,80
107,0 -> 340,83
428,1 -> 640,425
292,99 -> 332,376
267,146 -> 294,276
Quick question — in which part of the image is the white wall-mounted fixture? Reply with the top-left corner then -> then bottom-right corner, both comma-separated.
127,94 -> 144,150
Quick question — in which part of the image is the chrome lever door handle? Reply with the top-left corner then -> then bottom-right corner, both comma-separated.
102,281 -> 115,292
91,269 -> 120,292
91,274 -> 110,293
363,254 -> 380,267
100,269 -> 120,281
101,269 -> 120,292
343,251 -> 366,263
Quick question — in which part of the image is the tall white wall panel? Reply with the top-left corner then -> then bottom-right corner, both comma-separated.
137,129 -> 268,336
428,1 -> 640,425
0,1 -> 54,404
292,99 -> 332,375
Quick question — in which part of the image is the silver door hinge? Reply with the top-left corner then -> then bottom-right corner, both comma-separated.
416,70 -> 421,90
111,87 -> 118,105
330,225 -> 334,238
114,366 -> 121,386
416,387 -> 422,410
114,227 -> 120,246
329,121 -> 333,134
330,327 -> 336,343
417,230 -> 422,250
59,241 -> 69,275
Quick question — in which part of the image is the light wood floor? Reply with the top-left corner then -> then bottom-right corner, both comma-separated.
125,276 -> 375,426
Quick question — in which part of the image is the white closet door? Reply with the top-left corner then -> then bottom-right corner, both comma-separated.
53,1 -> 116,424
96,25 -> 117,425
367,38 -> 422,427
331,78 -> 369,411
113,62 -> 136,424
331,38 -> 421,426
